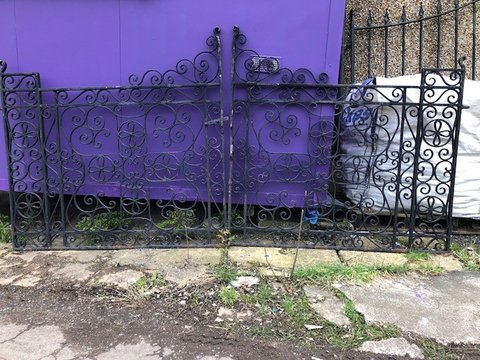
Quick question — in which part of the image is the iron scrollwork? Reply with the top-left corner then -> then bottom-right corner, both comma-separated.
0,27 -> 466,251
230,26 -> 466,251
1,28 -> 226,249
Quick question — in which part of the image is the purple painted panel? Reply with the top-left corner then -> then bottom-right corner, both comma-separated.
14,0 -> 122,87
0,0 -> 346,207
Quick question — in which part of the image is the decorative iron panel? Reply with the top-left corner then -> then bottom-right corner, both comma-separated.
0,29 -> 226,249
230,27 -> 465,251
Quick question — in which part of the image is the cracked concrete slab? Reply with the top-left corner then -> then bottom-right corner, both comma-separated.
0,249 -> 9,258
0,324 -> 76,360
228,247 -> 340,268
339,271 -> 480,345
95,340 -> 162,360
4,252 -> 40,264
358,337 -> 424,359
159,264 -> 212,287
56,250 -> 109,263
12,275 -> 42,287
96,269 -> 144,289
0,274 -> 22,286
303,285 -> 350,327
0,323 -> 28,342
339,251 -> 408,266
429,254 -> 463,271
108,249 -> 220,270
51,262 -> 95,282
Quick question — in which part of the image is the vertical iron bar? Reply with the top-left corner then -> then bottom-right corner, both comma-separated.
436,0 -> 442,68
454,0 -> 459,68
473,0 -> 477,80
53,91 -> 67,247
392,86 -> 408,247
0,63 -> 17,247
409,70 -> 427,248
34,75 -> 53,246
446,60 -> 466,250
418,2 -> 425,73
384,10 -> 390,78
242,99 -> 250,242
350,10 -> 356,83
203,84 -> 212,243
214,27 -> 227,229
401,7 -> 407,76
227,26 -> 239,231
367,11 -> 373,78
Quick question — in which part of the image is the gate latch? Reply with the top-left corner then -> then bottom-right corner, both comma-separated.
206,116 -> 230,126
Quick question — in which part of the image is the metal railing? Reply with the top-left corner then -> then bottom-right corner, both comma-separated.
347,0 -> 479,82
0,27 -> 467,251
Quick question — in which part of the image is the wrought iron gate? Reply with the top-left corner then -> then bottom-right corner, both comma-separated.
0,27 -> 466,251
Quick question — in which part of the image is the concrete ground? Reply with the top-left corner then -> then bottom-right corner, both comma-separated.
0,243 -> 478,359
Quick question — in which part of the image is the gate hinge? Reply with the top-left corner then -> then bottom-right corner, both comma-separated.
205,116 -> 230,126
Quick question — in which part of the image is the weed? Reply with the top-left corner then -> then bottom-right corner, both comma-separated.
134,274 -> 166,290
451,243 -> 480,271
190,292 -> 203,307
0,215 -> 11,243
216,228 -> 236,247
416,263 -> 444,274
219,287 -> 238,306
76,211 -> 132,244
281,294 -> 316,329
331,290 -> 402,348
247,325 -> 274,338
243,283 -> 276,314
215,228 -> 237,263
157,209 -> 196,230
117,274 -> 166,305
213,265 -> 239,284
416,338 -> 458,360
293,263 -> 442,286
406,250 -> 431,262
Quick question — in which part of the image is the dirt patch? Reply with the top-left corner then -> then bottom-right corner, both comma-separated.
0,283 -> 410,360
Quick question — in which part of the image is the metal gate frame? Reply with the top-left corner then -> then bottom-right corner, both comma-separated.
0,28 -> 226,249
0,27 -> 467,251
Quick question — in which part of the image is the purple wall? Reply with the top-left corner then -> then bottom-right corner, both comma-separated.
0,0 -> 346,196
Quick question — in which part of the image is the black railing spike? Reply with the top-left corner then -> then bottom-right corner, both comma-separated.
0,61 -> 6,74
437,0 -> 442,13
367,10 -> 373,25
419,2 -> 425,18
401,6 -> 407,22
384,9 -> 390,24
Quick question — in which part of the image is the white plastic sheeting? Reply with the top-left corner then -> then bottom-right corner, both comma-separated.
341,75 -> 480,218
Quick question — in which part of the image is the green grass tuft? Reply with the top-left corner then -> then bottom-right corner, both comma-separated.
219,287 -> 238,306
406,250 -> 431,262
292,262 -> 443,286
416,338 -> 459,360
451,243 -> 480,271
134,274 -> 166,290
157,209 -> 196,230
213,265 -> 239,284
0,215 -> 11,243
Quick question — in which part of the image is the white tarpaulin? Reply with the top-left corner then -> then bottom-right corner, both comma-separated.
341,75 -> 480,218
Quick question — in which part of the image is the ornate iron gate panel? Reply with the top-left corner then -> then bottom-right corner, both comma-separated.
0,29 -> 226,249
230,27 -> 465,251
0,27 -> 467,251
